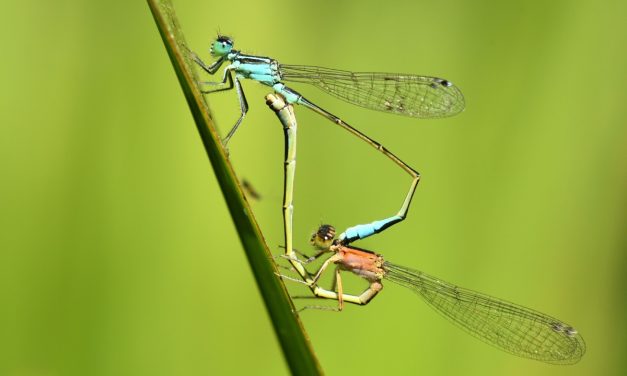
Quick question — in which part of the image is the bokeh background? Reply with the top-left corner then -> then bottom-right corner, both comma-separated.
2,0 -> 626,375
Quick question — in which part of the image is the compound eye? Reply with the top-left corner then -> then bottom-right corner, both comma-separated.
217,35 -> 233,46
211,37 -> 233,57
310,224 -> 336,250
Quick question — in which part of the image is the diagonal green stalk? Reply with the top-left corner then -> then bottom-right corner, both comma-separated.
147,1 -> 323,374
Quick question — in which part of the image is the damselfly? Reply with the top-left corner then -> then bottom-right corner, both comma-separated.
284,224 -> 586,364
190,36 -> 464,256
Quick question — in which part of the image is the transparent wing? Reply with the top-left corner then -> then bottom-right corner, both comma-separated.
384,262 -> 585,364
279,64 -> 465,118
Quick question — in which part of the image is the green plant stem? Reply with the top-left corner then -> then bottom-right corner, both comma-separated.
147,1 -> 323,374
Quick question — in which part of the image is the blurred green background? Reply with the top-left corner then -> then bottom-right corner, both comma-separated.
1,0 -> 625,375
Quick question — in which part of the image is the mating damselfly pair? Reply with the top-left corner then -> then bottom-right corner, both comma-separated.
189,36 -> 585,364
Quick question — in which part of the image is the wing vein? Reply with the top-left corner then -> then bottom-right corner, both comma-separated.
383,261 -> 586,364
279,64 -> 465,118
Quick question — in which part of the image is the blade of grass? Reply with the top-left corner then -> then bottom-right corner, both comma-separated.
147,1 -> 323,374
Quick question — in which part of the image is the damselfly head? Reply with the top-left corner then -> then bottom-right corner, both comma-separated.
210,35 -> 234,57
310,224 -> 336,250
